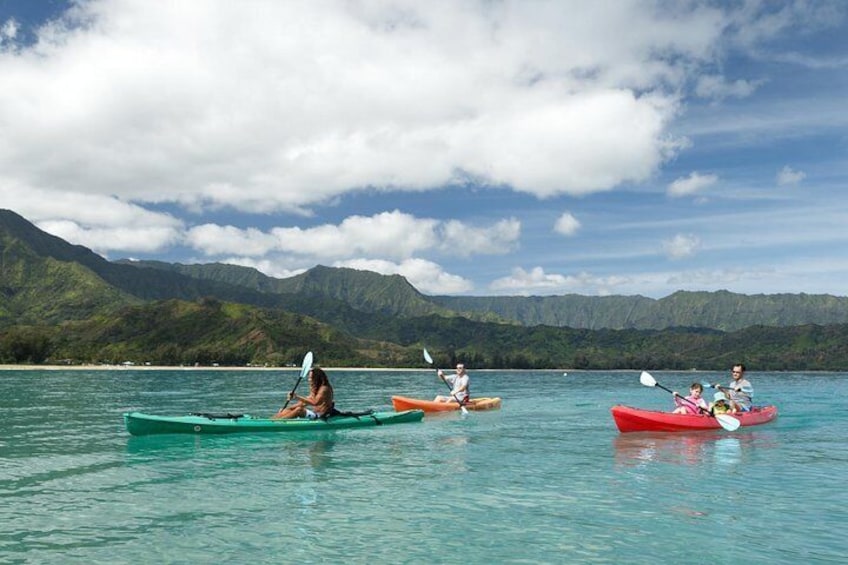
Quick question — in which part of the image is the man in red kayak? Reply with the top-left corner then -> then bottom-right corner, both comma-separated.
713,363 -> 753,412
434,363 -> 470,405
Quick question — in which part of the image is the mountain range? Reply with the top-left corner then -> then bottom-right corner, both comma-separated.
3,207 -> 848,369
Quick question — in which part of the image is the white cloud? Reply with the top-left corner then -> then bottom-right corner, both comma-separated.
219,257 -> 307,281
185,224 -> 279,257
667,172 -> 718,197
440,218 -> 521,256
271,211 -> 440,260
0,184 -> 183,256
695,75 -> 760,99
1,18 -> 18,43
37,220 -> 181,255
184,210 -> 514,264
334,257 -> 473,295
662,233 -> 701,259
489,266 -> 630,296
0,0 -> 761,223
777,165 -> 805,186
554,212 -> 580,236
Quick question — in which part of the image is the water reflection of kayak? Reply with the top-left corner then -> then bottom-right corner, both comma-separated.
610,405 -> 778,433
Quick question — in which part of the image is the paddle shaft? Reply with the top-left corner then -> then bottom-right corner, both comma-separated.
282,375 -> 304,410
282,352 -> 314,410
437,367 -> 470,412
656,382 -> 709,414
709,382 -> 752,403
424,349 -> 468,414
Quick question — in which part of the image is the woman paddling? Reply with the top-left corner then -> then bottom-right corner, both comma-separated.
273,366 -> 335,419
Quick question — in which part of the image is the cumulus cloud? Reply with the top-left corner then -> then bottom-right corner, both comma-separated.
0,0 -> 752,221
489,266 -> 629,296
440,218 -> 521,256
1,1 -> 832,298
667,172 -> 718,197
185,209 -> 513,263
554,212 -> 580,236
334,257 -> 473,295
1,18 -> 18,43
777,165 -> 805,186
219,257 -> 308,281
184,225 -> 279,257
0,184 -> 183,256
662,233 -> 701,259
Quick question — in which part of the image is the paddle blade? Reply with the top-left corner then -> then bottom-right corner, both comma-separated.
639,371 -> 657,387
423,348 -> 433,365
300,351 -> 314,378
716,414 -> 741,431
701,380 -> 715,389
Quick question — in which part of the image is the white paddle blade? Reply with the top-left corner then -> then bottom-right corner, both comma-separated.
639,371 -> 657,387
423,348 -> 433,365
300,351 -> 314,378
716,414 -> 741,431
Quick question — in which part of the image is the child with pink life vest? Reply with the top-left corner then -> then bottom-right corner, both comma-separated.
672,382 -> 709,414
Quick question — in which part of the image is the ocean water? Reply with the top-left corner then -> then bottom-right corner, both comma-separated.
1,368 -> 846,564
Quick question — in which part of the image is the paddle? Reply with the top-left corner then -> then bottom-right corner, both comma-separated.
282,351 -> 314,410
701,380 -> 753,397
640,371 -> 740,431
423,348 -> 469,416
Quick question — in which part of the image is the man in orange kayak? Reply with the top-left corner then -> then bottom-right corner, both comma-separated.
434,363 -> 470,404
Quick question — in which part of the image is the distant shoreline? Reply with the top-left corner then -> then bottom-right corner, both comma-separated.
0,364 -> 577,372
0,364 -> 431,372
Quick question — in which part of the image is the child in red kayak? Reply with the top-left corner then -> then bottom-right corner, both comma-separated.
672,382 -> 708,414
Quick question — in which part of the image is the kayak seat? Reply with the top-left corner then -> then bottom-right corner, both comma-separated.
321,406 -> 382,425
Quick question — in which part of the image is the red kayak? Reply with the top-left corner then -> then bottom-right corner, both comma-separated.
611,405 -> 778,433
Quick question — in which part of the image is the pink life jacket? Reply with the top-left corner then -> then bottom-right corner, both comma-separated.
675,394 -> 707,414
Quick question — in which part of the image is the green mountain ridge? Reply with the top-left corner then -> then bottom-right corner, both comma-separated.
432,290 -> 848,332
4,207 -> 848,369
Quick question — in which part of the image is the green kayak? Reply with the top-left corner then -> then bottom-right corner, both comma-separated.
124,410 -> 424,436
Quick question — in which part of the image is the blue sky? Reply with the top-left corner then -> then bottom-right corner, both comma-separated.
1,1 -> 846,298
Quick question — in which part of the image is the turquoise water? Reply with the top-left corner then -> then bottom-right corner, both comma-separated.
1,369 -> 846,563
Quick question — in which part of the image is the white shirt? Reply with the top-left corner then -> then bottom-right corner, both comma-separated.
445,373 -> 469,402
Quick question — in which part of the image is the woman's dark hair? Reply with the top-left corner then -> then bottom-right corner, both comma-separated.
310,366 -> 331,393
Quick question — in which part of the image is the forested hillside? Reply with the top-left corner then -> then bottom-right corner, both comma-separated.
4,208 -> 848,369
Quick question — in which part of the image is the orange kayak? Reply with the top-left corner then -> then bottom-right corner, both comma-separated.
391,395 -> 502,413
